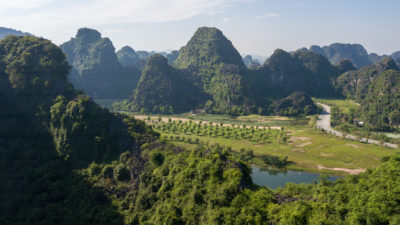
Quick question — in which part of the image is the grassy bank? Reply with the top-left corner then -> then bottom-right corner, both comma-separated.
313,97 -> 359,113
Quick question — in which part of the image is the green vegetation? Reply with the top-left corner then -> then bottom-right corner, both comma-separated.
360,70 -> 400,131
336,57 -> 399,100
116,46 -> 142,67
0,35 -> 134,224
58,27 -> 400,135
3,35 -> 400,225
114,54 -> 203,114
314,98 -> 359,114
93,98 -> 125,111
134,115 -> 394,174
0,26 -> 32,39
118,27 -> 339,116
307,43 -> 372,68
60,28 -> 141,98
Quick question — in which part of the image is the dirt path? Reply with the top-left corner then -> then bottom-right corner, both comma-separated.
316,103 -> 397,149
317,165 -> 366,175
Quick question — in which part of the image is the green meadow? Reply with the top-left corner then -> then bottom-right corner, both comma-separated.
133,113 -> 396,176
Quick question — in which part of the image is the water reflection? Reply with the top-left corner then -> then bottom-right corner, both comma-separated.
251,166 -> 339,189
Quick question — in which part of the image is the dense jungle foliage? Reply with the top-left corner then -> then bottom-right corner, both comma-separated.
2,35 -> 400,225
60,28 -> 141,98
118,27 -> 327,116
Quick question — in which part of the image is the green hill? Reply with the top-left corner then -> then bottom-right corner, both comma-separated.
3,35 -> 400,225
0,35 -> 155,224
61,28 -> 141,98
253,49 -> 341,99
336,57 -> 399,100
0,27 -> 32,39
308,43 -> 372,68
115,54 -> 203,114
116,46 -> 141,67
360,70 -> 400,130
121,27 -> 341,115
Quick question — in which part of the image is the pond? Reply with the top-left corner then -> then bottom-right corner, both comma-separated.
251,166 -> 340,189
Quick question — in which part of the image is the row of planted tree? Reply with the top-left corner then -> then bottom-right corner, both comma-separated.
142,117 -> 289,144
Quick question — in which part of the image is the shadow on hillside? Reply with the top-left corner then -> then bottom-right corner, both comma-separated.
0,103 -> 124,225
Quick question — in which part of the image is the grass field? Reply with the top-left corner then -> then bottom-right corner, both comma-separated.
131,113 -> 397,175
313,98 -> 359,113
125,113 -> 309,128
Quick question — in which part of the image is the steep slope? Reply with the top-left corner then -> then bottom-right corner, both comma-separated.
308,43 -> 372,68
243,55 -> 261,68
391,51 -> 400,67
360,70 -> 400,130
3,35 -> 400,225
336,59 -> 356,73
255,49 -> 340,98
61,28 -> 140,98
122,27 -> 343,115
269,91 -> 318,116
173,27 -> 254,114
115,54 -> 203,114
116,46 -> 141,67
368,53 -> 387,64
0,27 -> 32,39
0,35 -> 156,224
166,50 -> 179,64
174,27 -> 246,88
336,57 -> 399,100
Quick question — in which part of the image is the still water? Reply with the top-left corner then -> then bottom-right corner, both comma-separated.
251,166 -> 339,189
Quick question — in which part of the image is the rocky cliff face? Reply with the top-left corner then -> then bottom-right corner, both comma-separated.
61,28 -> 140,98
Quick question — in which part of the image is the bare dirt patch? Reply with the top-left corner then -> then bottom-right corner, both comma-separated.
346,143 -> 361,148
290,136 -> 311,142
320,153 -> 333,157
296,142 -> 312,147
291,149 -> 305,153
317,165 -> 366,175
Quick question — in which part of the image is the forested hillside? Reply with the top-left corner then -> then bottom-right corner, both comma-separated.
360,70 -> 400,130
254,49 -> 342,98
120,27 -> 336,115
306,43 -> 372,68
115,54 -> 204,114
0,27 -> 32,39
2,35 -> 400,225
60,28 -> 141,98
0,35 -> 156,224
336,57 -> 399,100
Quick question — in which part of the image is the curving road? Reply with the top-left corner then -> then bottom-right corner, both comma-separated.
316,103 -> 398,149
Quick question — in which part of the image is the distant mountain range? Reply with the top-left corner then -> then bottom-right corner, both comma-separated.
4,26 -> 400,125
115,27 -> 336,116
299,43 -> 400,68
60,28 -> 141,98
116,46 -> 178,69
0,27 -> 32,39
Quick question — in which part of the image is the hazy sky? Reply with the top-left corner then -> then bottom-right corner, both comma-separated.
1,0 -> 399,57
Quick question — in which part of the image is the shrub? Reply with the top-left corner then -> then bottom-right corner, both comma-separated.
88,162 -> 102,176
151,152 -> 165,166
102,165 -> 114,178
119,151 -> 131,163
114,165 -> 130,181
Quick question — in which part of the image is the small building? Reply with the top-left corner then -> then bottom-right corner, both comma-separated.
354,119 -> 364,126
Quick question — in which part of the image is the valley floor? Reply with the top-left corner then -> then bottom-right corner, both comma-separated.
126,113 -> 396,176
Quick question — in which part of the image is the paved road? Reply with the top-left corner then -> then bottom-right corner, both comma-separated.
316,103 -> 398,149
